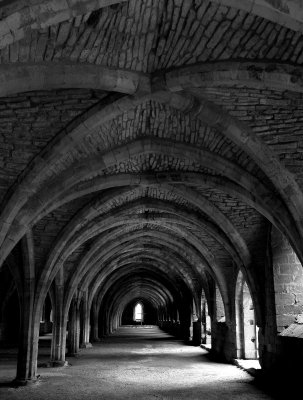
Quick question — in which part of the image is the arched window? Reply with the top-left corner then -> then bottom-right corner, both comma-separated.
134,302 -> 143,322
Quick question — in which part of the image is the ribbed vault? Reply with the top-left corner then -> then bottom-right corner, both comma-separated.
1,0 -> 303,385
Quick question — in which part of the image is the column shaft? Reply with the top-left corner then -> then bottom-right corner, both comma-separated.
16,279 -> 39,383
50,284 -> 67,366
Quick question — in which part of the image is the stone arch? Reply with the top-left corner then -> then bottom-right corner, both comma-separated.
1,137 -> 260,266
44,200 -> 245,319
44,192 -> 248,271
0,82 -> 302,268
165,62 -> 303,94
68,227 -> 221,316
99,275 -> 180,336
0,63 -> 149,97
153,88 -> 303,250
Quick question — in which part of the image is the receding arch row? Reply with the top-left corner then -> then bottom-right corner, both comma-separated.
0,66 -> 303,278
96,267 -> 187,311
17,137 -> 271,224
1,60 -> 302,256
61,223 -> 228,317
0,111 -> 302,282
84,245 -> 200,292
61,221 -> 244,325
93,261 -> 199,333
80,241 -> 201,299
119,297 -> 157,326
0,116 -> 300,279
55,196 -> 249,265
34,170 -> 296,269
6,181 -> 252,311
90,267 -> 184,334
39,200 -> 248,313
106,287 -> 171,335
0,137 -> 276,265
63,227 -> 225,314
109,288 -> 175,334
85,247 -> 202,305
97,273 -> 190,335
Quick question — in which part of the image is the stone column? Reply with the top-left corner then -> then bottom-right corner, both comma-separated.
80,291 -> 92,348
50,282 -> 68,366
15,278 -> 40,384
15,234 -> 40,384
179,306 -> 191,342
90,299 -> 100,342
67,297 -> 80,356
98,311 -> 106,338
192,320 -> 202,345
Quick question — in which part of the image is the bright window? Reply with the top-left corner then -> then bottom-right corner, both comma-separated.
134,303 -> 143,321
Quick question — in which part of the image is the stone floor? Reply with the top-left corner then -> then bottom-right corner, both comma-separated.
0,326 -> 277,399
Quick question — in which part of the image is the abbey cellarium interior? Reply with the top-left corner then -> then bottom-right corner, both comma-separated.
1,1 -> 303,399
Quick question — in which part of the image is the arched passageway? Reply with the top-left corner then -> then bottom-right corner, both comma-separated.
1,0 -> 303,397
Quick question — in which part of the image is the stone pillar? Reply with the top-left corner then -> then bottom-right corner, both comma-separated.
15,279 -> 40,384
15,233 -> 40,384
50,283 -> 67,366
112,314 -> 118,331
90,299 -> 100,342
192,320 -> 202,345
80,291 -> 92,348
67,297 -> 80,356
179,305 -> 191,342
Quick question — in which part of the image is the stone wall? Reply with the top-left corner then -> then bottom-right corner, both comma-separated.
257,227 -> 303,383
272,226 -> 303,332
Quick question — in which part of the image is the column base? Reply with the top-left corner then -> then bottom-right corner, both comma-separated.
66,352 -> 80,357
80,342 -> 92,348
49,360 -> 69,367
13,375 -> 40,386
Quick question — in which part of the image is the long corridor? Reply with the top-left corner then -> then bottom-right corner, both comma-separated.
0,326 -> 275,400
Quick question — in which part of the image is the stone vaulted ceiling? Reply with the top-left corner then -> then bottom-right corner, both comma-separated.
1,0 -> 303,318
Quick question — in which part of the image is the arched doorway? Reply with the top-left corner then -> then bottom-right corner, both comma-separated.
134,302 -> 144,324
235,271 -> 258,359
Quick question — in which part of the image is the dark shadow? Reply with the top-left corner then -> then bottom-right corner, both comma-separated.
0,381 -> 17,388
248,374 -> 300,400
